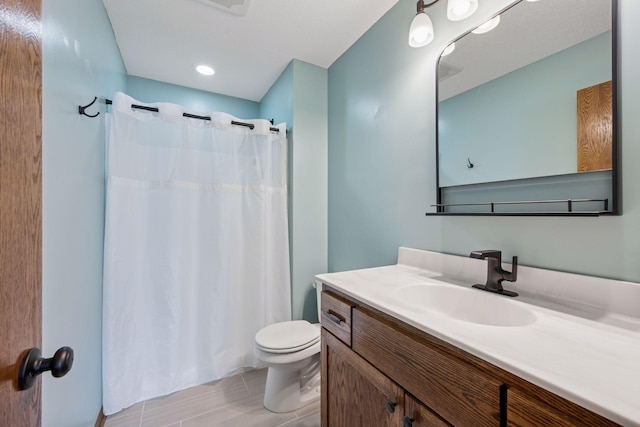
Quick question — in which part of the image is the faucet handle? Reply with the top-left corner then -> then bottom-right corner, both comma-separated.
504,256 -> 518,282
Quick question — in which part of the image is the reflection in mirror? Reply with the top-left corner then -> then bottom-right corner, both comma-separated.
434,0 -> 617,215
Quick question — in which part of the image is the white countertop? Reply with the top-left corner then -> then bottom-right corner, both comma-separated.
315,248 -> 640,426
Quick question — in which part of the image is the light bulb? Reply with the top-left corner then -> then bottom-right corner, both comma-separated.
452,0 -> 469,15
408,12 -> 434,48
472,15 -> 501,34
442,43 -> 456,57
447,0 -> 478,21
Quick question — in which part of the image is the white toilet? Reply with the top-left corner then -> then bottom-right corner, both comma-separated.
253,284 -> 322,413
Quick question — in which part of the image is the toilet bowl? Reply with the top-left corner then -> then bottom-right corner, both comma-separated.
253,283 -> 322,413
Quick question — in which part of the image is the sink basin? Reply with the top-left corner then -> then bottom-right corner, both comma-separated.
397,284 -> 537,327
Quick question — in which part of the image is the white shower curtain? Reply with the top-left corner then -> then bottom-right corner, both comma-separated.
102,92 -> 291,415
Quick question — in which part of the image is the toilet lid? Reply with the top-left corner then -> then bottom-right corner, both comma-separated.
255,320 -> 320,353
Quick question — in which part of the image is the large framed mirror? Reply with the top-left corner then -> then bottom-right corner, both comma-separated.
431,0 -> 619,216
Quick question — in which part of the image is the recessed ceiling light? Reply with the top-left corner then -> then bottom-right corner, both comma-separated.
196,65 -> 215,76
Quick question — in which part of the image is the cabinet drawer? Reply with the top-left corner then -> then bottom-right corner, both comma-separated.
320,290 -> 353,346
507,388 -> 618,427
352,307 -> 501,426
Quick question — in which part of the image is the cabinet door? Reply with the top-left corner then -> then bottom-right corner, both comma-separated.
352,308 -> 501,426
404,394 -> 451,427
322,329 -> 403,427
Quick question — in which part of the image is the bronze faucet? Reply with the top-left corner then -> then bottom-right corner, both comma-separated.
470,250 -> 518,297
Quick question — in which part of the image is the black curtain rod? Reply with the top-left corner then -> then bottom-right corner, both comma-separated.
105,99 -> 279,133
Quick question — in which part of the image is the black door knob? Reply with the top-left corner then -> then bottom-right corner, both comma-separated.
18,347 -> 74,390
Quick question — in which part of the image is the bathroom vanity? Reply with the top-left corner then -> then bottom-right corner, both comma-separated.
316,248 -> 640,426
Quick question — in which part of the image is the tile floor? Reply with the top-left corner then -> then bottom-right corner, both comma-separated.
104,368 -> 320,427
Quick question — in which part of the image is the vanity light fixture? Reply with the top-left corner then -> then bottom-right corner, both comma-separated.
195,64 -> 215,76
447,0 -> 478,21
409,0 -> 478,48
471,15 -> 501,34
408,0 -> 435,48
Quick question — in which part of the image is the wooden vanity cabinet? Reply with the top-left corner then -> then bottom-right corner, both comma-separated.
320,288 -> 619,427
321,329 -> 448,427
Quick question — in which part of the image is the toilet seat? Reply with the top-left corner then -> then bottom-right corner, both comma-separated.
255,321 -> 320,354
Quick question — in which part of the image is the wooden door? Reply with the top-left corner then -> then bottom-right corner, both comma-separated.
321,329 -> 402,427
0,0 -> 43,425
577,80 -> 613,172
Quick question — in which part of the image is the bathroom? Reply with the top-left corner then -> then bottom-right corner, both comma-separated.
1,0 -> 638,425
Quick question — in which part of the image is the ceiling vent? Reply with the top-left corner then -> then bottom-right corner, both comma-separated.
194,0 -> 252,16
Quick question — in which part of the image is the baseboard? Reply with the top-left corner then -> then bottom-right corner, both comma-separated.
94,408 -> 106,427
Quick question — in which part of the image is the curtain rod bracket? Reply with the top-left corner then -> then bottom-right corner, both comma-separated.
79,96 -> 100,118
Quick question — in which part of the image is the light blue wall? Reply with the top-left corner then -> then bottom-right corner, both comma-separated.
290,61 -> 328,322
440,31 -> 612,186
259,62 -> 293,127
42,0 -> 126,426
329,0 -> 437,270
260,60 -> 328,322
126,75 -> 259,119
328,0 -> 640,283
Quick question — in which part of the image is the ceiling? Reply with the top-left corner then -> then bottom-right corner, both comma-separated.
103,0 -> 399,102
439,0 -> 612,100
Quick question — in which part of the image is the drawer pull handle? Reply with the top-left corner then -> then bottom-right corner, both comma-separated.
325,310 -> 344,325
402,416 -> 414,427
386,400 -> 397,413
